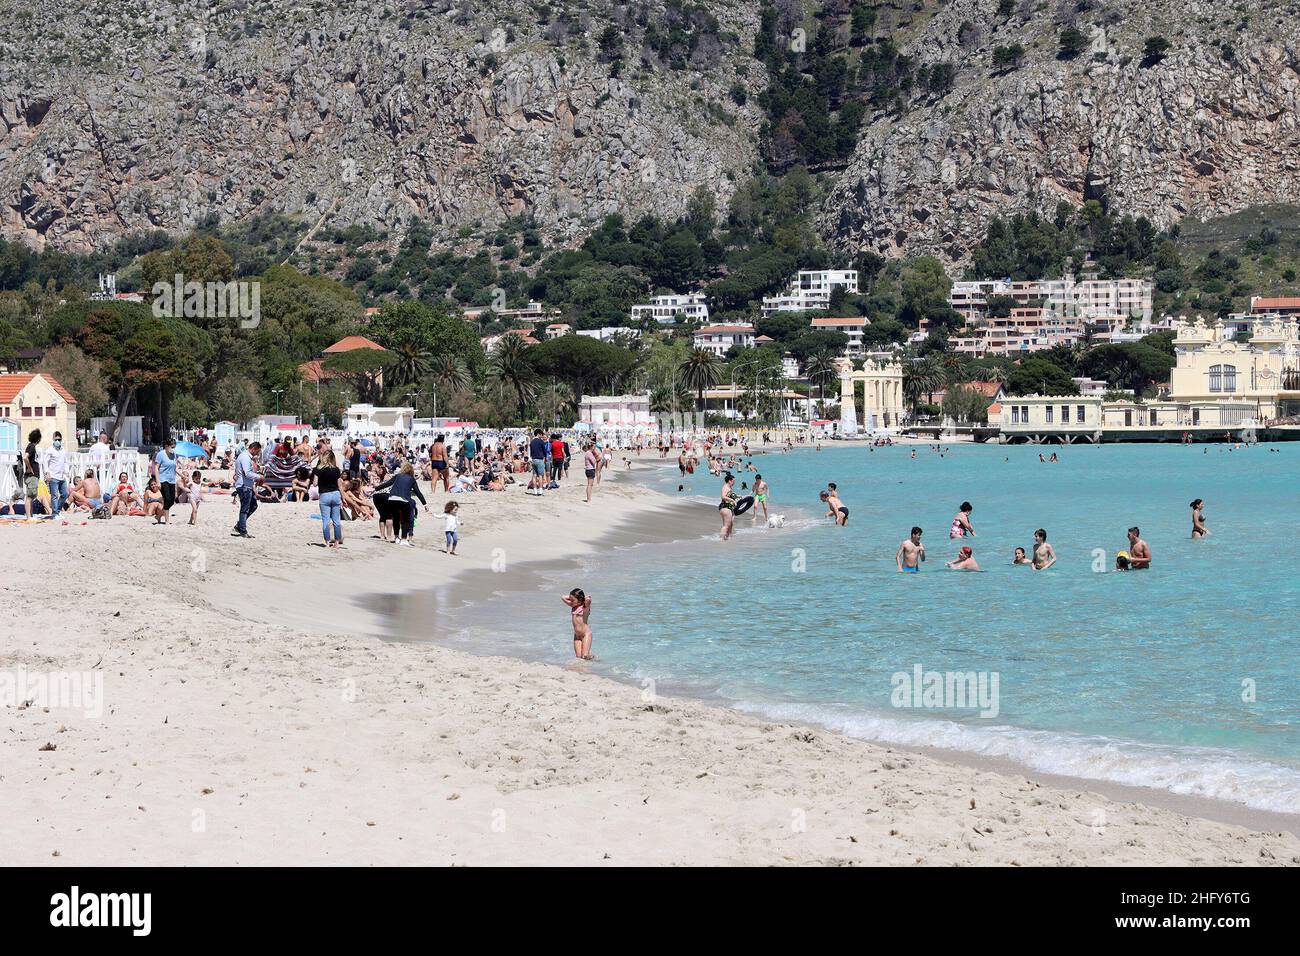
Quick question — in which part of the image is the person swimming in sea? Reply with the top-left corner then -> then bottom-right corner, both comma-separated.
950,501 -> 975,538
1012,547 -> 1032,565
1114,551 -> 1132,571
1125,526 -> 1152,568
896,527 -> 925,572
946,545 -> 981,571
1031,528 -> 1056,570
752,473 -> 770,522
718,472 -> 738,540
1190,498 -> 1209,539
820,483 -> 848,525
562,588 -> 595,660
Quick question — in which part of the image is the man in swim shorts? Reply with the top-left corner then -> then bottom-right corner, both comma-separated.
896,527 -> 925,572
820,484 -> 848,525
1126,527 -> 1151,569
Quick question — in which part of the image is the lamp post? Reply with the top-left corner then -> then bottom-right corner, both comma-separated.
405,390 -> 421,418
271,388 -> 284,415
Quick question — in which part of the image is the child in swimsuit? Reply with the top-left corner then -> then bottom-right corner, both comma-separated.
950,502 -> 974,538
562,588 -> 594,660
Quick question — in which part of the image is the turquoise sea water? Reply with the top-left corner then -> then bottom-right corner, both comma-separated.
425,442 -> 1300,813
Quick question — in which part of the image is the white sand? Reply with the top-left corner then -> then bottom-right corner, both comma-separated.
3,460 -> 1298,866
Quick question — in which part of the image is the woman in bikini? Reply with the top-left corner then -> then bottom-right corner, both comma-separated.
950,501 -> 975,538
143,478 -> 166,522
111,471 -> 143,516
1190,498 -> 1209,539
562,588 -> 595,660
718,472 -> 738,540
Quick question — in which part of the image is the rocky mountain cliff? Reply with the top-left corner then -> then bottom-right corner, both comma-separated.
823,0 -> 1300,263
0,0 -> 762,252
4,0 -> 1300,265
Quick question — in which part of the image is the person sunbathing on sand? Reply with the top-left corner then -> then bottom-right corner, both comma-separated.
143,478 -> 166,522
340,477 -> 374,520
111,472 -> 143,516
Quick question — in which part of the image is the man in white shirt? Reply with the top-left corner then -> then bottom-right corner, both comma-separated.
42,431 -> 71,516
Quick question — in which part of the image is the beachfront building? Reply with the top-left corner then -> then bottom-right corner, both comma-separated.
999,397 -> 1104,442
835,356 -> 905,434
0,373 -> 78,447
693,323 -> 755,356
1169,315 -> 1300,419
761,270 -> 858,317
577,393 -> 655,427
630,292 -> 710,325
1250,296 -> 1300,318
810,316 -> 869,356
344,404 -> 415,435
698,384 -> 805,421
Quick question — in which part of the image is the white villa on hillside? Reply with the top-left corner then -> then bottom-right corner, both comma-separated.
693,323 -> 755,356
761,270 -> 858,317
630,292 -> 709,325
810,316 -> 869,356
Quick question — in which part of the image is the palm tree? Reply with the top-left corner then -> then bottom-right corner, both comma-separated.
430,353 -> 471,395
941,352 -> 967,386
678,347 -> 724,412
391,341 -> 430,387
902,355 -> 945,417
976,364 -> 1009,385
804,351 -> 837,416
487,334 -> 539,420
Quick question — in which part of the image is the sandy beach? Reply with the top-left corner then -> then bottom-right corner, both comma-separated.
3,458 -> 1299,866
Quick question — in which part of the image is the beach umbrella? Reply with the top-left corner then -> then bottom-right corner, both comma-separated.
358,438 -> 375,447
174,440 -> 207,458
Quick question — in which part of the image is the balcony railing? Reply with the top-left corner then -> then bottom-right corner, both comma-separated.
1282,367 -> 1300,390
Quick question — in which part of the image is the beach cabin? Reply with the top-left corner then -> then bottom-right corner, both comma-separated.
0,373 -> 78,448
344,404 -> 414,435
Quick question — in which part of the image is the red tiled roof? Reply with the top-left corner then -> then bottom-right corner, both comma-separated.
0,373 -> 77,405
323,335 -> 385,353
299,360 -> 329,382
1251,297 -> 1300,310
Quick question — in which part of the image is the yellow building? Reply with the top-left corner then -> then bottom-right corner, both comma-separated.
1169,316 -> 1300,419
0,373 -> 79,448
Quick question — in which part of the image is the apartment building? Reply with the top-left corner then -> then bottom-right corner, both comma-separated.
630,292 -> 710,325
761,270 -> 859,316
809,316 -> 869,356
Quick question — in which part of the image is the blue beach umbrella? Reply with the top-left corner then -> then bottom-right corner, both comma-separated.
358,438 -> 375,447
174,440 -> 207,458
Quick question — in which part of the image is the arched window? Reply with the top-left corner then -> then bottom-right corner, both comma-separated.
1222,364 -> 1237,392
1208,365 -> 1222,392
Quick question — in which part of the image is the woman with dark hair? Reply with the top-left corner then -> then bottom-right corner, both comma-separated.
562,588 -> 594,660
1190,499 -> 1209,539
718,472 -> 738,540
950,501 -> 975,538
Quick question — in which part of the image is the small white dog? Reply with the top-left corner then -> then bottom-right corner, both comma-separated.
766,514 -> 786,528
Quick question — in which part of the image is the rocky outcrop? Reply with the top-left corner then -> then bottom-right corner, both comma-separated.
0,0 -> 762,251
820,0 -> 1300,263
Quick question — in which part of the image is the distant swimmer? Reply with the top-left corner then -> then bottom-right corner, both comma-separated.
1031,528 -> 1057,570
1190,498 -> 1209,539
820,484 -> 849,525
946,546 -> 981,571
1012,547 -> 1031,565
896,526 -> 925,572
950,501 -> 975,538
1126,526 -> 1152,569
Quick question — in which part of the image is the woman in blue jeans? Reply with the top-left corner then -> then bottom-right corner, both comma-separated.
312,450 -> 344,549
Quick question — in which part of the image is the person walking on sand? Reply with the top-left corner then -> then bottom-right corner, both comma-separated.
896,527 -> 925,572
443,500 -> 460,555
583,442 -> 599,503
562,588 -> 595,660
429,434 -> 451,493
1031,528 -> 1057,570
949,501 -> 975,538
232,441 -> 262,538
313,449 -> 344,549
153,437 -> 177,524
1190,498 -> 1209,539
